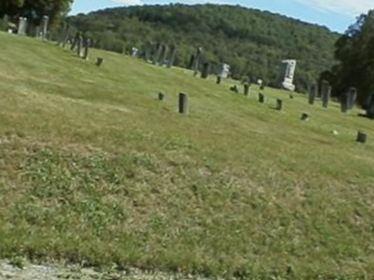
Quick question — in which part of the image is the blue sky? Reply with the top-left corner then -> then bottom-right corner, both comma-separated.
69,0 -> 374,33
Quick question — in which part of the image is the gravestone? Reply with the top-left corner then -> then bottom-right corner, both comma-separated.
244,83 -> 250,96
131,47 -> 138,57
2,15 -> 9,31
356,131 -> 367,143
366,94 -> 374,118
82,37 -> 91,60
17,17 -> 27,35
70,32 -> 80,51
76,34 -> 83,57
96,57 -> 104,67
192,47 -> 203,76
201,62 -> 210,79
41,15 -> 49,40
341,87 -> 357,113
153,43 -> 163,65
159,45 -> 168,66
230,85 -> 239,93
347,87 -> 357,110
158,92 -> 165,101
279,59 -> 296,91
321,80 -> 331,108
216,76 -> 222,84
35,26 -> 41,38
258,93 -> 265,103
167,46 -> 177,68
179,93 -> 189,115
301,113 -> 309,121
276,99 -> 283,110
308,84 -> 317,105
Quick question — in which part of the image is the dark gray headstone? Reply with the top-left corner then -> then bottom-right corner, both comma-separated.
341,87 -> 356,113
201,62 -> 210,79
167,46 -> 177,68
96,57 -> 104,67
276,99 -> 283,111
179,93 -> 189,115
153,43 -> 163,65
366,94 -> 374,119
301,113 -> 309,121
321,80 -> 331,108
308,84 -> 317,105
258,93 -> 265,103
216,76 -> 221,84
192,47 -> 203,76
356,131 -> 367,143
158,92 -> 165,101
82,37 -> 91,60
244,84 -> 250,96
230,85 -> 239,93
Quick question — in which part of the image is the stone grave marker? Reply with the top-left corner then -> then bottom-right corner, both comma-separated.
230,85 -> 239,93
17,17 -> 27,35
348,87 -> 357,110
356,131 -> 367,143
82,37 -> 91,60
201,62 -> 210,79
41,15 -> 49,40
131,47 -> 138,57
192,47 -> 203,76
279,59 -> 296,91
308,84 -> 317,105
341,87 -> 356,113
96,57 -> 104,67
366,93 -> 374,118
244,83 -> 250,96
167,45 -> 177,68
258,93 -> 265,103
158,92 -> 165,101
301,113 -> 309,121
321,80 -> 331,108
276,99 -> 283,111
179,93 -> 189,115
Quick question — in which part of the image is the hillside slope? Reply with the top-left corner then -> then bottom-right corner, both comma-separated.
0,32 -> 373,279
68,4 -> 339,91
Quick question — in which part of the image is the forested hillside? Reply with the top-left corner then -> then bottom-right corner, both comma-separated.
68,4 -> 339,91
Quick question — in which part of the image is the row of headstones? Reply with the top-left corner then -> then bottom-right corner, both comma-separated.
5,15 -> 50,40
308,80 -> 358,113
56,26 -> 104,66
228,83 -> 369,143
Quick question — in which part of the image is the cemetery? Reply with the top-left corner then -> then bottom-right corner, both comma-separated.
0,3 -> 374,280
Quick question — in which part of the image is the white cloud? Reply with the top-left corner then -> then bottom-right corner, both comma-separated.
295,0 -> 373,16
110,0 -> 143,6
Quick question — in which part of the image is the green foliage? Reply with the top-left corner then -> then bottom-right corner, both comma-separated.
325,10 -> 374,106
0,0 -> 73,24
68,4 -> 338,91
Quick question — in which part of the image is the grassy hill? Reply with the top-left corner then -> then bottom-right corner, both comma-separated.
0,32 -> 373,279
68,4 -> 339,91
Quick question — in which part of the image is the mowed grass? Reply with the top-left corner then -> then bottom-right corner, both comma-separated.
0,32 -> 373,279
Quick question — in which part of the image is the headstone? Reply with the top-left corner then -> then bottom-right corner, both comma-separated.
244,84 -> 250,96
159,44 -> 168,66
366,94 -> 374,118
230,85 -> 239,93
70,32 -> 80,51
341,87 -> 357,113
260,84 -> 265,91
96,57 -> 104,67
2,15 -> 9,30
192,47 -> 203,76
279,59 -> 297,91
82,37 -> 91,60
356,131 -> 367,143
308,84 -> 317,105
131,47 -> 138,57
153,43 -> 163,65
258,93 -> 265,103
76,34 -> 83,57
301,113 -> 309,121
167,46 -> 177,68
218,63 -> 230,79
17,17 -> 27,36
276,99 -> 283,111
201,62 -> 210,79
158,92 -> 165,101
289,94 -> 294,99
179,93 -> 189,115
321,80 -> 331,108
35,26 -> 41,38
41,15 -> 49,40
216,76 -> 222,84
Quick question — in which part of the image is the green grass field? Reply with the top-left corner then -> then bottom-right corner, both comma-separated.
0,32 -> 373,279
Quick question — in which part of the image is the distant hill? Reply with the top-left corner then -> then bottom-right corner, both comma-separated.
69,4 -> 339,91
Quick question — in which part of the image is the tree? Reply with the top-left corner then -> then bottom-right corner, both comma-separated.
326,10 -> 374,105
0,0 -> 73,24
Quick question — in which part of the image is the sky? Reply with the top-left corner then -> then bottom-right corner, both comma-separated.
69,0 -> 374,33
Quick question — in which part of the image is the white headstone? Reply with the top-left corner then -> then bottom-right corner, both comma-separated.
42,15 -> 49,40
17,17 -> 27,36
280,59 -> 296,91
218,63 -> 230,78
